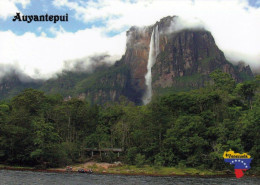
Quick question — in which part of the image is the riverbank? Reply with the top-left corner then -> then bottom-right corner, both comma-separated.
0,162 -> 249,177
58,162 -> 227,176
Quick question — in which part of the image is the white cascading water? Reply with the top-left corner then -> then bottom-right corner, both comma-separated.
143,25 -> 159,105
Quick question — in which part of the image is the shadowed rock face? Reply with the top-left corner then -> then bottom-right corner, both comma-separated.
120,16 -> 254,97
152,30 -> 232,91
0,72 -> 41,100
122,26 -> 153,99
119,17 -> 176,102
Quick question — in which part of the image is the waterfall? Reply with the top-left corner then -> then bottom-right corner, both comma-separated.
143,25 -> 159,105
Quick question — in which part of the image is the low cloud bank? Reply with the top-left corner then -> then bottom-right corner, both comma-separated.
0,0 -> 259,80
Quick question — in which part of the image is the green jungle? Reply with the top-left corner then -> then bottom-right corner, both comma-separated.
0,70 -> 259,174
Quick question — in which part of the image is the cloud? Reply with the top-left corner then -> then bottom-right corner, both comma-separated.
162,16 -> 205,35
0,0 -> 260,80
0,27 -> 126,79
63,54 -> 118,73
0,0 -> 31,20
0,63 -> 34,83
49,25 -> 66,36
53,0 -> 260,69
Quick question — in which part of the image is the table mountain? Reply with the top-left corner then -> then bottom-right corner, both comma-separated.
0,16 -> 254,104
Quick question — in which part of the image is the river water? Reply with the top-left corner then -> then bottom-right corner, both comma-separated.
0,170 -> 259,185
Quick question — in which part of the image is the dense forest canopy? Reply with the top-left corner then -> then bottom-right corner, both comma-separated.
0,71 -> 259,173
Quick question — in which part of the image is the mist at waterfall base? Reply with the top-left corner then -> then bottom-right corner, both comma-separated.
142,25 -> 160,105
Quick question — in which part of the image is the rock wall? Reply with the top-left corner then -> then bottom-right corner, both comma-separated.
120,16 -> 254,97
0,16 -> 254,104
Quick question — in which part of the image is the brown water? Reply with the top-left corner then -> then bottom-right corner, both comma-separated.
0,170 -> 259,185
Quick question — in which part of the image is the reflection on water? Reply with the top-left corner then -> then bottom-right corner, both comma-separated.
0,170 -> 259,185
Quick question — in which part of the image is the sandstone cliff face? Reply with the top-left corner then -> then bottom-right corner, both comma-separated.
72,64 -> 138,104
152,29 -> 235,92
121,26 -> 153,102
0,16 -> 254,104
83,69 -> 129,104
120,17 -> 175,102
120,16 -> 254,97
0,73 -> 40,99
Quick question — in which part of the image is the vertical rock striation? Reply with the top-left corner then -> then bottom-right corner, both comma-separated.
120,16 -> 254,101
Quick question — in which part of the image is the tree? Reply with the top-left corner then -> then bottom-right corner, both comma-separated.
135,153 -> 145,168
30,119 -> 62,167
11,89 -> 46,117
237,81 -> 257,109
210,70 -> 236,93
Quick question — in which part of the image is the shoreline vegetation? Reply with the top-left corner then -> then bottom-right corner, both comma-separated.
0,162 -> 258,177
0,71 -> 259,177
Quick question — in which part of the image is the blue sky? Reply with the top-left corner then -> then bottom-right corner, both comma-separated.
0,0 -> 104,37
0,0 -> 259,37
0,0 -> 259,79
248,0 -> 260,7
0,0 -> 133,37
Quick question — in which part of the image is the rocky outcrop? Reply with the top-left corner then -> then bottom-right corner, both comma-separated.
120,16 -> 254,97
83,68 -> 129,104
0,73 -> 41,100
72,64 -> 138,104
120,26 -> 153,102
0,16 -> 254,104
152,29 -> 236,93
